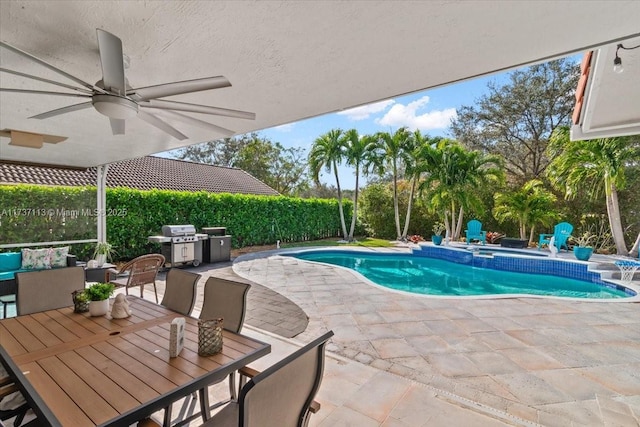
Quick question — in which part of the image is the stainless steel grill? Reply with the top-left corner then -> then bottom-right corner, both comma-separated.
148,224 -> 206,266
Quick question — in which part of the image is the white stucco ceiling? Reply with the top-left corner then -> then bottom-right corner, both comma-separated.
1,1 -> 639,168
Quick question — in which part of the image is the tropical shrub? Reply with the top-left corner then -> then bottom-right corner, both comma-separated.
0,184 -> 352,260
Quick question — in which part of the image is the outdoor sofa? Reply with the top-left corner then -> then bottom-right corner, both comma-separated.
0,247 -> 77,296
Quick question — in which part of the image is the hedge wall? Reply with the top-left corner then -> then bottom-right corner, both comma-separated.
0,184 -> 352,261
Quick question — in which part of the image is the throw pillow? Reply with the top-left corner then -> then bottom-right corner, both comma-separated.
49,246 -> 70,268
21,248 -> 51,270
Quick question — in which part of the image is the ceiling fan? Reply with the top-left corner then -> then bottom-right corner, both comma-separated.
0,29 -> 255,142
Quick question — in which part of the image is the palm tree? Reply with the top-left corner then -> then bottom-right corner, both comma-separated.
400,131 -> 437,240
308,129 -> 348,240
341,129 -> 377,242
547,127 -> 639,255
419,140 -> 504,240
372,127 -> 412,240
493,180 -> 559,243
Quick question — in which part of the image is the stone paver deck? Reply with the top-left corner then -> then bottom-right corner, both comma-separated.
156,261 -> 308,338
232,247 -> 640,427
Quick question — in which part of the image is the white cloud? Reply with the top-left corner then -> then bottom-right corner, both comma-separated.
273,123 -> 295,132
376,96 -> 457,131
337,99 -> 395,121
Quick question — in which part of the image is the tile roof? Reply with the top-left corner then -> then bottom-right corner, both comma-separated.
0,156 -> 280,196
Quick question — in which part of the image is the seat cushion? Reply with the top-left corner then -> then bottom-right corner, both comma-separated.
203,402 -> 238,426
0,252 -> 21,272
0,269 -> 28,281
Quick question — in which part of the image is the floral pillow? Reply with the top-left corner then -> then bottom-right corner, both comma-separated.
21,248 -> 51,270
49,246 -> 69,268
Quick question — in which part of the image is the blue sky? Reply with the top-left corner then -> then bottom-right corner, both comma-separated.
164,71 -> 513,190
257,72 -> 507,190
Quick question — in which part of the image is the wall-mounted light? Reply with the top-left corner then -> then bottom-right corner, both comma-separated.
613,42 -> 640,74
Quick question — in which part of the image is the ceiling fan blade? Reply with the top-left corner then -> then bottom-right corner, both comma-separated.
0,68 -> 93,94
109,118 -> 125,135
29,101 -> 93,119
0,40 -> 107,94
155,110 -> 235,137
96,29 -> 126,95
138,110 -> 188,140
130,76 -> 231,101
0,88 -> 91,98
139,99 -> 256,120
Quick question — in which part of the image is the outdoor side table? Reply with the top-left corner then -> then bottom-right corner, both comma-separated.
0,294 -> 15,318
614,260 -> 640,284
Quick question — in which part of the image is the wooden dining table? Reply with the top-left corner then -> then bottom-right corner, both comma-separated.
0,296 -> 270,426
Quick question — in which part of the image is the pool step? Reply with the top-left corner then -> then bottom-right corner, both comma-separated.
588,262 -> 640,281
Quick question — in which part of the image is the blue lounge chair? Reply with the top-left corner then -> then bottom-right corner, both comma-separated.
538,222 -> 573,251
465,220 -> 486,245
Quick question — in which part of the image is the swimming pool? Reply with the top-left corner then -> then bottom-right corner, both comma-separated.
287,250 -> 634,299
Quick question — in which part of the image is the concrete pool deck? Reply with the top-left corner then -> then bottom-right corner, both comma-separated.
231,246 -> 640,426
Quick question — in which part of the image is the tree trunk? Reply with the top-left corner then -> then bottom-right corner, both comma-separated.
392,162 -> 401,240
401,177 -> 417,239
519,221 -> 526,240
630,232 -> 640,258
606,184 -> 628,255
449,201 -> 457,241
455,206 -> 464,240
348,166 -> 360,242
529,226 -> 535,244
333,161 -> 348,240
444,210 -> 451,245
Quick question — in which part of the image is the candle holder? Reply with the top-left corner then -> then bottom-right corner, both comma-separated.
71,289 -> 89,313
198,318 -> 223,356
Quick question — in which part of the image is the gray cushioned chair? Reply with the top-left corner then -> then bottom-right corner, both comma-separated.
200,331 -> 334,427
197,277 -> 251,421
15,266 -> 85,316
160,269 -> 201,316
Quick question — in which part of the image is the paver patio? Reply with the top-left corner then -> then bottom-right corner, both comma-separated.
231,247 -> 640,427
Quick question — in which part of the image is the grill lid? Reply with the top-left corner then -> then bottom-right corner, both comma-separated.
162,224 -> 196,236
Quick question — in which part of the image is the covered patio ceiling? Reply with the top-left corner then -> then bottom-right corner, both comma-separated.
572,35 -> 640,140
1,1 -> 639,168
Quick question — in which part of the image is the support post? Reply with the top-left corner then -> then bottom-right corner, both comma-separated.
96,164 -> 109,243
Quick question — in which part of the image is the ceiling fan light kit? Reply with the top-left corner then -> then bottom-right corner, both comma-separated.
92,95 -> 139,120
0,28 -> 254,144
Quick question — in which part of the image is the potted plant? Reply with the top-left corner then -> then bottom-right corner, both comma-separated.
432,222 -> 446,245
93,242 -> 115,267
85,282 -> 116,316
572,232 -> 595,261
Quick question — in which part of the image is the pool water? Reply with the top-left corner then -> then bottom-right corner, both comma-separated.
289,251 -> 630,299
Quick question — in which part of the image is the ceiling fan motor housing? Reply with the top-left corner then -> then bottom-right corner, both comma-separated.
92,94 -> 139,119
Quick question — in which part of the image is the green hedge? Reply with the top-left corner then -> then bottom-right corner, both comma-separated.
1,184 -> 351,261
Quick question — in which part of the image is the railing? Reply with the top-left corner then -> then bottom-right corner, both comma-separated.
0,239 -> 97,250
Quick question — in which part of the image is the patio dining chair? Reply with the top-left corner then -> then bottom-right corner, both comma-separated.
160,269 -> 201,316
107,254 -> 165,303
538,222 -> 573,251
162,277 -> 251,426
465,219 -> 487,245
0,372 -> 29,427
15,266 -> 85,316
200,331 -> 334,427
196,277 -> 251,421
